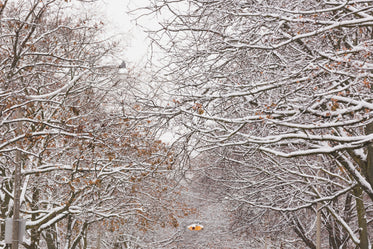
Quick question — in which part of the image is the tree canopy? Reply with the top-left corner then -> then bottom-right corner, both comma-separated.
0,1 -> 184,248
139,0 -> 373,248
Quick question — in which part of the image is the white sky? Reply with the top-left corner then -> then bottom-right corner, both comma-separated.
58,0 -> 150,66
101,0 -> 152,66
102,1 -> 178,144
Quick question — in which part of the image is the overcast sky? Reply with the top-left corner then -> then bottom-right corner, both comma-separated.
101,0 -> 153,66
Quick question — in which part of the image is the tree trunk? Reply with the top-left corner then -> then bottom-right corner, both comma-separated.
12,110 -> 23,249
65,215 -> 73,249
30,186 -> 40,249
353,186 -> 369,249
44,225 -> 58,249
366,121 -> 373,189
292,216 -> 316,249
70,222 -> 88,249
